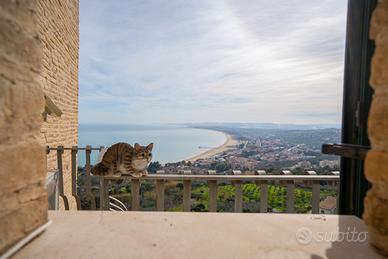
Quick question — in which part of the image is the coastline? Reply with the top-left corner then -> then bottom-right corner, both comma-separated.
187,131 -> 238,162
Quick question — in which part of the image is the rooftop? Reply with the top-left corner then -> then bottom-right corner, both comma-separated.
320,196 -> 337,210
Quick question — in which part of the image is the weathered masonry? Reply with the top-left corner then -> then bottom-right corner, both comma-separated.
37,0 -> 79,210
0,0 -> 48,254
363,0 -> 388,254
0,0 -> 79,253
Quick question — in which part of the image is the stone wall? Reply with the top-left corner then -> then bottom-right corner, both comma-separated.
0,0 -> 48,253
363,0 -> 388,255
37,0 -> 79,210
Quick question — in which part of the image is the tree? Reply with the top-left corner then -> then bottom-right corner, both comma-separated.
210,161 -> 232,172
148,161 -> 162,173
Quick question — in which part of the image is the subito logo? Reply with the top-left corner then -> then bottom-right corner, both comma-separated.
295,227 -> 313,245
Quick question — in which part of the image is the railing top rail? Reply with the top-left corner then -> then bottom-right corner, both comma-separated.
103,174 -> 340,181
47,146 -> 103,151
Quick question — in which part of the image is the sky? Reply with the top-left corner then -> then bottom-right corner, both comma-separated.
79,0 -> 348,125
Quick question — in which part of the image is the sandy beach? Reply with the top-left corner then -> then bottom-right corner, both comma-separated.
187,132 -> 238,162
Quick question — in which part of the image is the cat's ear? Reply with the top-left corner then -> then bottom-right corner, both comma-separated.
146,143 -> 154,150
134,143 -> 141,151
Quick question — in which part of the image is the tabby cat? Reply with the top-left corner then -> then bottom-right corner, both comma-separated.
91,142 -> 153,177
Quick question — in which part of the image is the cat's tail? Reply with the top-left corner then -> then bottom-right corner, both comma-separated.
91,162 -> 109,176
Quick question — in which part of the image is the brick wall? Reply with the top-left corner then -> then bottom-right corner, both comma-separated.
363,0 -> 388,255
0,0 -> 48,253
36,0 -> 79,210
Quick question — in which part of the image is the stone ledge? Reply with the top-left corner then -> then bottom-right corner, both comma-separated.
12,211 -> 381,259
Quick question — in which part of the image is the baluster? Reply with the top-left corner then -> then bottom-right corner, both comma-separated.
234,180 -> 243,212
97,146 -> 107,210
304,170 -> 316,187
183,180 -> 192,212
97,146 -> 105,211
85,145 -> 96,209
99,176 -> 105,210
312,181 -> 320,214
156,179 -> 165,211
102,179 -> 110,210
286,180 -> 295,213
131,179 -> 140,211
256,180 -> 268,213
56,146 -> 69,210
71,146 -> 81,210
280,170 -> 292,188
208,180 -> 217,212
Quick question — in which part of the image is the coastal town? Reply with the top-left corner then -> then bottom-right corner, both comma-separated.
77,126 -> 341,213
149,126 -> 341,176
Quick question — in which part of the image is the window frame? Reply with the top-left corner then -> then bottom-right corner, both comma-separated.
339,0 -> 377,217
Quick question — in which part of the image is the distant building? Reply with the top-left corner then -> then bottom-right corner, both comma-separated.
290,161 -> 312,170
319,196 -> 337,214
232,170 -> 242,175
319,160 -> 340,168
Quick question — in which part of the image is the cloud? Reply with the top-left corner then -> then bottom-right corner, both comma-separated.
79,0 -> 347,124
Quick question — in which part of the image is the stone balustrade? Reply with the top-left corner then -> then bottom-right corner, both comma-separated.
47,146 -> 340,214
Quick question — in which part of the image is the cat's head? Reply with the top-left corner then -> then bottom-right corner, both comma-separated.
133,143 -> 153,162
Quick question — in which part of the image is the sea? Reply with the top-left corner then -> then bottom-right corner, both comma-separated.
78,124 -> 226,166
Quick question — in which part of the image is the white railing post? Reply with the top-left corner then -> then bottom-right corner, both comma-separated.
156,179 -> 165,211
56,145 -> 69,210
255,171 -> 267,213
183,180 -> 191,212
286,181 -> 295,213
312,181 -> 320,214
208,180 -> 217,212
99,177 -> 104,210
99,174 -> 339,214
85,145 -> 96,210
280,170 -> 295,213
131,179 -> 140,211
256,180 -> 268,213
99,177 -> 109,211
234,180 -> 243,212
71,146 -> 81,210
